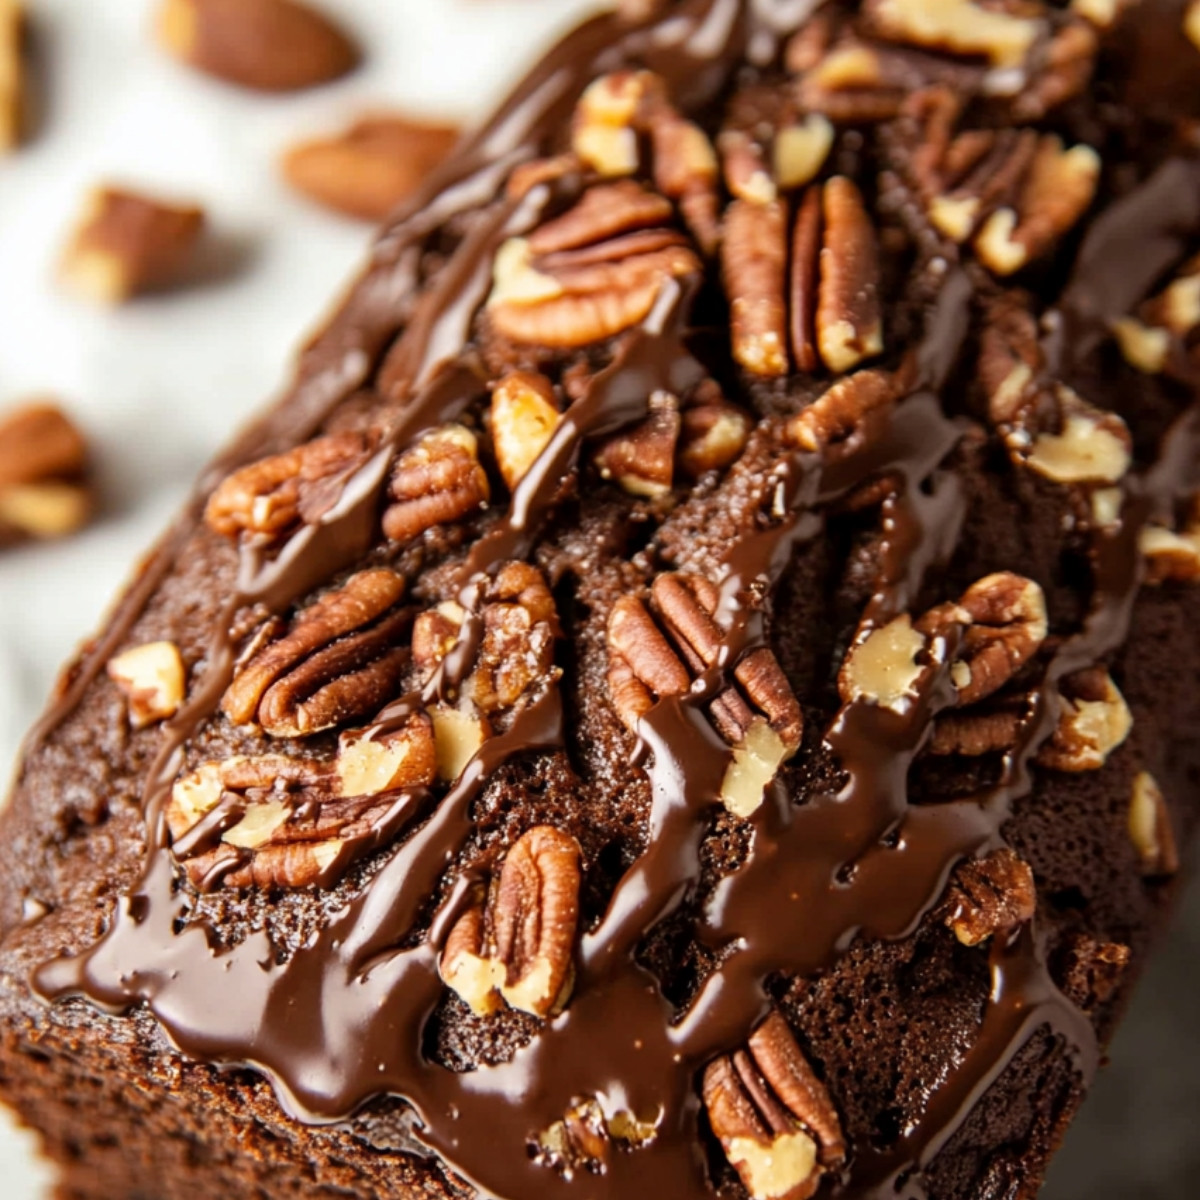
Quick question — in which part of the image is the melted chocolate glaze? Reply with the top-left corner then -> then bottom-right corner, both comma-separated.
22,2 -> 1200,1198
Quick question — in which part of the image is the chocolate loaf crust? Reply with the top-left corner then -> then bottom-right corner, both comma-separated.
2,2 -> 1200,1198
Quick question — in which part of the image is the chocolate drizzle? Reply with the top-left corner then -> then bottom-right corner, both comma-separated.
20,3 -> 1200,1199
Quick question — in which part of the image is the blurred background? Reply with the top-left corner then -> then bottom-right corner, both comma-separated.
0,1 -> 1195,1196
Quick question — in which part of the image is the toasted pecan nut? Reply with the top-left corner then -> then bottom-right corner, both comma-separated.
440,825 -> 582,1018
593,392 -> 680,498
490,371 -> 561,492
944,848 -> 1036,946
678,400 -> 751,478
1128,771 -> 1179,877
788,370 -> 897,460
864,0 -> 1043,69
383,425 -> 490,545
817,177 -> 883,374
205,433 -> 374,541
282,114 -> 459,222
1140,495 -> 1200,583
1036,666 -> 1131,772
703,1011 -> 845,1200
107,641 -> 187,729
221,568 -> 410,737
155,0 -> 358,92
59,186 -> 205,305
723,197 -> 789,377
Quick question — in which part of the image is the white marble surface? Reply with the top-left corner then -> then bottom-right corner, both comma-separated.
0,2 -> 1195,1197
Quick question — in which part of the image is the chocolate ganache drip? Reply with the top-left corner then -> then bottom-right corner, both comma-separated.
27,1 -> 1200,1198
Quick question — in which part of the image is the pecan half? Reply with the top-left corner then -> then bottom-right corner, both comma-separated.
703,1011 -> 845,1200
487,181 -> 700,349
441,825 -> 582,1018
382,424 -> 490,544
944,848 -> 1036,946
221,568 -> 410,737
414,562 -> 560,718
1128,771 -> 1179,878
0,402 -> 92,546
607,572 -> 802,816
1037,666 -> 1131,772
723,197 -> 789,377
205,432 -> 374,541
59,186 -> 205,305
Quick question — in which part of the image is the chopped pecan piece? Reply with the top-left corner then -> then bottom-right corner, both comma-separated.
679,395 -> 751,478
155,0 -> 359,93
723,197 -> 790,377
974,136 -> 1099,276
1058,933 -> 1130,1011
221,568 -> 410,738
593,390 -> 681,498
1011,20 -> 1098,122
1037,666 -> 1131,772
533,1098 -> 657,1179
607,572 -> 802,816
570,71 -> 652,177
703,1011 -> 845,1200
648,107 -> 721,254
1140,495 -> 1200,583
205,432 -> 374,541
107,641 -> 186,729
1128,771 -> 1179,877
440,825 -> 582,1018
864,0 -> 1044,69
487,182 -> 699,349
282,114 -> 459,221
336,714 -> 438,798
382,424 -> 490,544
59,186 -> 205,305
490,371 -> 562,492
1111,253 -> 1200,376
944,848 -> 1036,946
787,370 -> 897,460
773,116 -> 835,191
0,402 -> 92,546
414,563 -> 560,718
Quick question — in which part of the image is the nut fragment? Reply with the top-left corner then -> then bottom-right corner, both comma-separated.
1128,770 -> 1179,877
1,0 -> 26,152
205,433 -> 374,541
1024,388 -> 1131,485
383,425 -> 490,544
679,400 -> 751,477
430,704 -> 490,783
221,568 -> 410,738
490,372 -> 561,492
1037,667 -> 1131,772
155,0 -> 359,92
59,186 -> 205,304
865,0 -> 1043,69
0,403 -> 92,546
703,1011 -> 845,1200
570,72 -> 649,176
944,848 -> 1036,946
282,114 -> 458,221
107,641 -> 186,729
787,370 -> 896,460
533,1097 -> 657,1179
838,614 -> 927,711
772,116 -> 835,191
335,713 -> 436,797
1058,933 -> 1130,1011
440,825 -> 582,1018
1140,497 -> 1200,583
606,572 -> 802,815
593,391 -> 680,498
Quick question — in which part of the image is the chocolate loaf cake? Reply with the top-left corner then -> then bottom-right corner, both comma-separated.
2,2 -> 1199,1197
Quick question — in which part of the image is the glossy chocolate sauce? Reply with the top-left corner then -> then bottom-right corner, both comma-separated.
25,2 -> 1200,1198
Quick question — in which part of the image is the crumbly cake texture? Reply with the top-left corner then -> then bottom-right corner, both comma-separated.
3,1 -> 1200,1197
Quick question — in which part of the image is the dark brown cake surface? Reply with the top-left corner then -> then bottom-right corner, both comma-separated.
2,2 -> 1200,1198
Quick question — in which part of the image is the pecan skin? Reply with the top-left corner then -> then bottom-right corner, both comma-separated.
205,433 -> 374,541
221,568 -> 409,737
383,425 -> 490,545
441,825 -> 582,1018
703,1011 -> 844,1200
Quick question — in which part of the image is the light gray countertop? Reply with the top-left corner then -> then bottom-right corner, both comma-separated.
0,2 -> 1194,1196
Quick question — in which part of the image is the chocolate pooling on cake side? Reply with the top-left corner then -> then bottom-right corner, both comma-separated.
22,2 -> 1200,1198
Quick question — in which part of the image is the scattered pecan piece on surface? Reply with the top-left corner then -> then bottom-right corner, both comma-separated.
863,0 -> 1045,69
703,1011 -> 845,1200
593,390 -> 681,498
1,0 -> 27,153
1036,666 -> 1131,772
59,186 -> 205,305
487,181 -> 699,349
413,562 -> 560,719
155,0 -> 359,93
0,402 -> 92,546
607,571 -> 802,816
107,641 -> 186,729
490,371 -> 562,492
723,195 -> 789,377
1111,253 -> 1200,377
440,825 -> 582,1018
533,1098 -> 657,1179
1128,771 -> 1179,878
1140,495 -> 1200,583
944,848 -> 1036,946
221,568 -> 411,738
787,369 -> 897,460
383,424 -> 490,544
205,432 -> 375,541
282,114 -> 459,221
